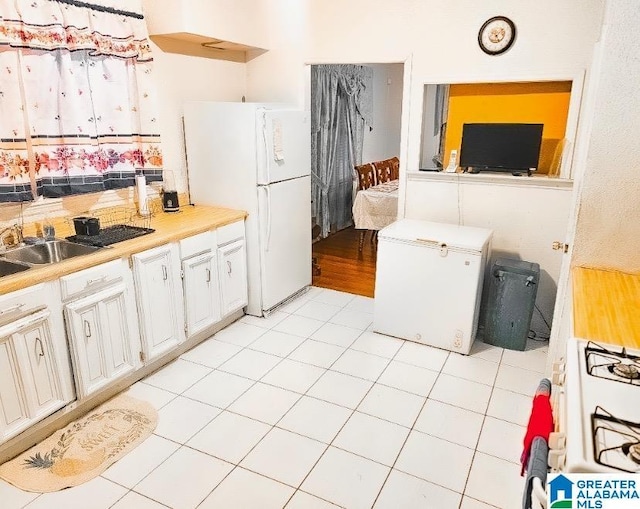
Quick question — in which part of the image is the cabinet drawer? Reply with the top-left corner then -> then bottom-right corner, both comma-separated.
60,259 -> 125,301
179,231 -> 213,259
0,284 -> 47,320
217,221 -> 245,246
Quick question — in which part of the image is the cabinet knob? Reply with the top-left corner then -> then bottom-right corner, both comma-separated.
206,268 -> 211,283
162,265 -> 168,281
227,260 -> 232,275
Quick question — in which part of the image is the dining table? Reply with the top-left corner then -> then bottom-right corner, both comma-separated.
352,179 -> 399,250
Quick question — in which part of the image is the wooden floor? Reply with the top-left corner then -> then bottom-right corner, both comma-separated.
312,227 -> 377,297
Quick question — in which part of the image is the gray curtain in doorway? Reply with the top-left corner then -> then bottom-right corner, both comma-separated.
311,64 -> 373,239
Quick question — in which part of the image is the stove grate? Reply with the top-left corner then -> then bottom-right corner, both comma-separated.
584,341 -> 640,386
592,406 -> 640,473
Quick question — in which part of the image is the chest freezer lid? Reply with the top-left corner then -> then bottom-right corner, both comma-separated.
378,219 -> 493,253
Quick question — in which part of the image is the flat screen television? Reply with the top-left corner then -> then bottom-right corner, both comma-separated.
459,123 -> 544,175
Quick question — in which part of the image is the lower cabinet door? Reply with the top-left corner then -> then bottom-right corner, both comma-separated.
0,309 -> 69,443
65,283 -> 136,398
183,251 -> 220,338
218,239 -> 248,317
0,334 -> 30,442
133,244 -> 184,362
13,311 -> 66,422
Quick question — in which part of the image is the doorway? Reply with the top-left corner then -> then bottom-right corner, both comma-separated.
310,62 -> 404,296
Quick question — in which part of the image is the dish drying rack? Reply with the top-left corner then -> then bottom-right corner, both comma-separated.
65,203 -> 159,247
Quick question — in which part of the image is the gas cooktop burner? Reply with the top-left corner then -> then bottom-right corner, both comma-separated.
592,406 -> 640,473
611,363 -> 640,380
623,442 -> 640,464
585,341 -> 640,386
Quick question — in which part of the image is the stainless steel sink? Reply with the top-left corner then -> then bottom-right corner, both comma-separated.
0,259 -> 31,277
1,240 -> 103,265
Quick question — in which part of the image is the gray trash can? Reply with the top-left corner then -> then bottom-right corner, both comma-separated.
483,258 -> 540,351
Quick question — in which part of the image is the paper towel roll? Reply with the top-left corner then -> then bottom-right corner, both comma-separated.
136,175 -> 150,216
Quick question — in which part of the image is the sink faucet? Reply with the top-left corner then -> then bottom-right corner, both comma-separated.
0,224 -> 24,249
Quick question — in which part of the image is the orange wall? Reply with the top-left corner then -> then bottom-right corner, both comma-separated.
444,81 -> 572,174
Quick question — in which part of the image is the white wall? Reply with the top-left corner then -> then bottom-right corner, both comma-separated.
405,175 -> 573,334
245,0 -> 604,174
571,0 -> 640,271
246,0 -> 310,106
142,0 -> 248,194
150,47 -> 247,194
302,0 -> 602,330
362,63 -> 404,164
246,0 -> 604,177
140,0 -> 608,332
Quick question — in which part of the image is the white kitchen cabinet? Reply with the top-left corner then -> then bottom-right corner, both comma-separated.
0,333 -> 29,442
65,282 -> 138,398
0,310 -> 66,442
183,250 -> 220,337
133,243 -> 184,362
61,259 -> 141,400
0,286 -> 74,443
218,238 -> 248,316
14,313 -> 64,419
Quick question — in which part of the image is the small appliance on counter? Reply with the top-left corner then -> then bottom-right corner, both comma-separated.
162,190 -> 180,212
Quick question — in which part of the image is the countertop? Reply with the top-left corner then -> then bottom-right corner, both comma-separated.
572,266 -> 640,349
0,205 -> 247,295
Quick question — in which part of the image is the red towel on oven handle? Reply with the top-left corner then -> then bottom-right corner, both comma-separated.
520,378 -> 554,476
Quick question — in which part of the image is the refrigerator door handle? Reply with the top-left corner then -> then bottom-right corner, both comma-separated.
266,186 -> 272,251
260,186 -> 272,252
259,111 -> 269,184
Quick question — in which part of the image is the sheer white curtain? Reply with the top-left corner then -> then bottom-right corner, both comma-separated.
311,64 -> 373,238
0,0 -> 161,201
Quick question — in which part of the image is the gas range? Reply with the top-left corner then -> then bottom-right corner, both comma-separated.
555,337 -> 640,473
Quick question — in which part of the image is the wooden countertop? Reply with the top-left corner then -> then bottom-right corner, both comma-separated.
0,205 -> 247,295
572,266 -> 640,349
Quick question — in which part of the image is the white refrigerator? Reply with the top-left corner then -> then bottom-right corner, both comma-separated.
183,101 -> 311,316
373,219 -> 493,354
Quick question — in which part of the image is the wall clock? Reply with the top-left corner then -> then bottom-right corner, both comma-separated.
478,16 -> 516,55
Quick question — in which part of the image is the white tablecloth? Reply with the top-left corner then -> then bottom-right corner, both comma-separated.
352,180 -> 399,230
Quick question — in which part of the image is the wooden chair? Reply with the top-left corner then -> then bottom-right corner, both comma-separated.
373,156 -> 400,184
354,163 -> 377,253
354,163 -> 376,190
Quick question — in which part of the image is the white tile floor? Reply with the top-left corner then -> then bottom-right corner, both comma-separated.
1,287 -> 551,509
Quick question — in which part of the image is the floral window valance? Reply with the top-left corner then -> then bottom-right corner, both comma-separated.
0,0 -> 162,202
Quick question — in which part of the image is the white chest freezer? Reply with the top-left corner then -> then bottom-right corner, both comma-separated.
373,219 -> 493,354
